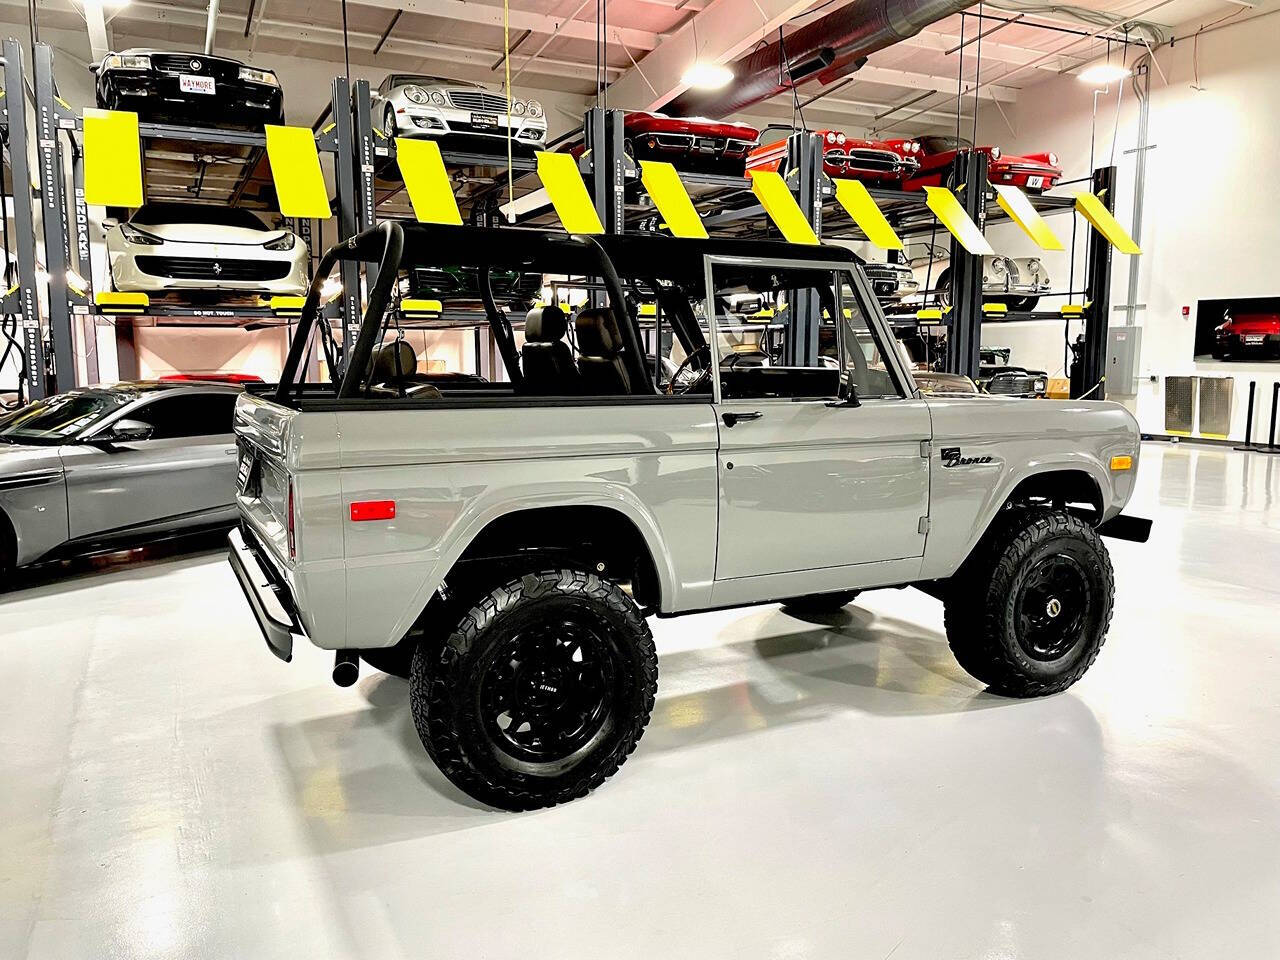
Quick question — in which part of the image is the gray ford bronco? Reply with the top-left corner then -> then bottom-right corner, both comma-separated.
228,222 -> 1150,810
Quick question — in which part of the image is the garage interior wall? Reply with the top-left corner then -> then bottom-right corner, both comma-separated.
976,8 -> 1280,438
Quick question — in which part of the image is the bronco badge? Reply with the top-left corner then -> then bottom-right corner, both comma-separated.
941,447 -> 994,468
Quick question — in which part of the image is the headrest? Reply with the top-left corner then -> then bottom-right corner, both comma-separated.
371,339 -> 418,382
575,308 -> 625,359
524,304 -> 568,343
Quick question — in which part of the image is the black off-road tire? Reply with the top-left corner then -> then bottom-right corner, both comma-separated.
782,590 -> 861,614
409,568 -> 657,811
943,509 -> 1114,697
934,267 -> 952,308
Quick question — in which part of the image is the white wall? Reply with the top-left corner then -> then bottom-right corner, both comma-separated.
976,9 -> 1280,439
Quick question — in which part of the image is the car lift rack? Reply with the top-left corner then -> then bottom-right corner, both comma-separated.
1,38 -> 1124,401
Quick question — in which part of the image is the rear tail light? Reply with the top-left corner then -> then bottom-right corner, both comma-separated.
286,477 -> 297,561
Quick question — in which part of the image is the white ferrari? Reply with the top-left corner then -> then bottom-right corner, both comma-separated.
105,203 -> 309,298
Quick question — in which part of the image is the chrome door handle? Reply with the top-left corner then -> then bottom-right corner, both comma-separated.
722,411 -> 762,427
224,448 -> 238,455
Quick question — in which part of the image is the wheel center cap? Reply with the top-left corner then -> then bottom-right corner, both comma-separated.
520,667 -> 566,709
1046,597 -> 1063,618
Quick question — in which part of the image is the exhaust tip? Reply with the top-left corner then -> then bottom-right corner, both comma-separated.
333,650 -> 360,687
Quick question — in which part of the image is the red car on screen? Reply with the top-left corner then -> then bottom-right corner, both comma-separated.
622,111 -> 759,176
905,135 -> 1063,193
1213,311 -> 1280,360
747,129 -> 920,185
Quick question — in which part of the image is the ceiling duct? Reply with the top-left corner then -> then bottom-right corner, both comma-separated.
667,0 -> 977,118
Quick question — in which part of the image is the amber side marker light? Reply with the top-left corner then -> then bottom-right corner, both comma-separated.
1110,455 -> 1133,471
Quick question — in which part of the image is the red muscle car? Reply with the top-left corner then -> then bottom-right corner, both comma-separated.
623,111 -> 759,176
905,135 -> 1063,193
1213,311 -> 1280,360
747,128 -> 920,185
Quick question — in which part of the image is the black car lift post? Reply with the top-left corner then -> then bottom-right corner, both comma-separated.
32,42 -> 80,393
1076,164 -> 1117,400
944,149 -> 988,381
785,129 -> 824,368
2,38 -> 48,399
330,74 -> 362,374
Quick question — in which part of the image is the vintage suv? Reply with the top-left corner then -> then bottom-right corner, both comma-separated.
228,222 -> 1149,811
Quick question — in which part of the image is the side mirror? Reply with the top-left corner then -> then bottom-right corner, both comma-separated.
88,63 -> 100,75
100,418 -> 153,443
100,217 -> 119,231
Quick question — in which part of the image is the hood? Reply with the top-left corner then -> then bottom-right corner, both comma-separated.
0,441 -> 67,474
624,112 -> 759,139
114,222 -> 294,247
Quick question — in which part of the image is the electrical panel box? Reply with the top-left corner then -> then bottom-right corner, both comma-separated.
1107,325 -> 1142,396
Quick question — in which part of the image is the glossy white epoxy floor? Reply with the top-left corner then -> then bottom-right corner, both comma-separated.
3,442 -> 1280,959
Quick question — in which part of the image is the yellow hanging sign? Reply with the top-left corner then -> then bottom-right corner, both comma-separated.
264,125 -> 332,219
992,184 -> 1065,251
83,108 -> 143,208
923,186 -> 994,255
832,179 -> 903,250
535,151 -> 605,234
639,160 -> 707,239
1075,192 -> 1141,254
396,138 -> 463,225
747,170 -> 819,245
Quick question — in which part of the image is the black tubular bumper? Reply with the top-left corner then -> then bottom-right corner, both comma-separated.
1098,513 -> 1152,543
228,527 -> 304,662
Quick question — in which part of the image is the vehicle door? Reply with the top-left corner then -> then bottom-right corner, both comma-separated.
61,390 -> 240,540
705,255 -> 932,580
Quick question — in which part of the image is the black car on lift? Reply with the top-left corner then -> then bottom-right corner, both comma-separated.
92,49 -> 285,128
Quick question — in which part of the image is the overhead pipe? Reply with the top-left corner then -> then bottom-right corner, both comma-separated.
667,0 -> 978,118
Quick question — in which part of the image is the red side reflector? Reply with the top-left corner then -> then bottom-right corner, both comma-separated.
350,500 -> 396,522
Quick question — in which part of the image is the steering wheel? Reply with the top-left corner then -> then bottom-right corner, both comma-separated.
665,344 -> 713,396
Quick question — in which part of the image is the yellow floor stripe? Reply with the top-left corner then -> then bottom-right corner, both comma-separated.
535,152 -> 604,234
1075,192 -> 1141,254
748,170 -> 818,245
923,187 -> 994,255
993,184 -> 1065,251
639,161 -> 707,239
83,109 -> 143,208
396,139 -> 463,225
832,179 -> 902,250
265,125 -> 332,219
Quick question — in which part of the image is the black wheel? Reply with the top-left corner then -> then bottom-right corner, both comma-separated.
0,511 -> 15,582
410,568 -> 657,811
782,590 -> 861,614
383,103 -> 397,137
1010,296 -> 1039,312
943,509 -> 1113,697
935,268 -> 952,308
360,644 -> 413,679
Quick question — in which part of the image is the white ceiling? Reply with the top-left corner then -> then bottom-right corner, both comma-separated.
3,0 -> 1268,139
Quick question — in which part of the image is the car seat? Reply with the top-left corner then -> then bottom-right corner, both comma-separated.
575,308 -> 632,395
521,305 -> 578,394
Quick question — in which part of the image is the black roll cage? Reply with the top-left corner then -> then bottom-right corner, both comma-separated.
275,222 -> 862,404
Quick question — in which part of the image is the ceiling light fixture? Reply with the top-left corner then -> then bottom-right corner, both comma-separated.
681,61 -> 733,90
1078,62 -> 1131,85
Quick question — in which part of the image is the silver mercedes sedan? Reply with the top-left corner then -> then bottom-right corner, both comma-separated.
0,381 -> 243,575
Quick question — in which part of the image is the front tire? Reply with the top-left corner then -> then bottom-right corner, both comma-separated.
410,568 -> 657,811
944,509 -> 1113,697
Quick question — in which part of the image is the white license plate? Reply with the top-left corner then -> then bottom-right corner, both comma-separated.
472,113 -> 499,128
1025,175 -> 1044,189
180,74 -> 216,95
1245,335 -> 1265,344
236,450 -> 254,493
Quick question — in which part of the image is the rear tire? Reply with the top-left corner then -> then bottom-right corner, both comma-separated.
934,268 -> 952,308
782,590 -> 861,614
944,509 -> 1113,697
410,568 -> 657,811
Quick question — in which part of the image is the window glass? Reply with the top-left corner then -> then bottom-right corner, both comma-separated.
707,263 -> 903,401
129,393 -> 237,439
0,392 -> 128,444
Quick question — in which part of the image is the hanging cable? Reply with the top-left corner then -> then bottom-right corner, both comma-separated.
971,3 -> 984,145
954,14 -> 966,141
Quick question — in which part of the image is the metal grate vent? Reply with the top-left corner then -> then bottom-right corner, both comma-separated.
1198,376 -> 1234,438
446,90 -> 509,113
1164,376 -> 1197,435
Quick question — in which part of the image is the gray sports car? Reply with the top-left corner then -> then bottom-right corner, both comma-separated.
0,381 -> 242,575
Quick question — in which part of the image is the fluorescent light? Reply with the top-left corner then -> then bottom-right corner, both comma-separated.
1078,63 -> 1131,85
681,61 -> 733,90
